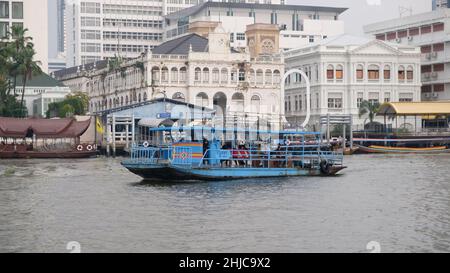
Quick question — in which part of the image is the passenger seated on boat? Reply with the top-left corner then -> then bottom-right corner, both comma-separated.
232,144 -> 249,167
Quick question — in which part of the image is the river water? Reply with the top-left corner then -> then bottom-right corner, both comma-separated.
0,154 -> 449,253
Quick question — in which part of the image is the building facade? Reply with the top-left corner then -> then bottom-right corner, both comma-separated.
283,35 -> 422,129
0,0 -> 49,71
364,9 -> 450,101
57,0 -> 66,53
55,25 -> 285,127
163,2 -> 346,51
433,0 -> 448,10
15,73 -> 71,117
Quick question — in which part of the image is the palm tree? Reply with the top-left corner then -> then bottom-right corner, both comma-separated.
358,100 -> 380,126
18,45 -> 42,117
7,25 -> 33,96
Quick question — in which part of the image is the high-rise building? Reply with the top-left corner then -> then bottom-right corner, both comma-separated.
57,0 -> 65,53
0,0 -> 49,71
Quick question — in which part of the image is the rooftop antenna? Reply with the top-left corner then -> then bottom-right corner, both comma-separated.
399,6 -> 413,18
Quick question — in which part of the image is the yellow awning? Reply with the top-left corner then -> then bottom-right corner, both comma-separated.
378,102 -> 450,116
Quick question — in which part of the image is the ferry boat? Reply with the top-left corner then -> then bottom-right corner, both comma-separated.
121,127 -> 346,181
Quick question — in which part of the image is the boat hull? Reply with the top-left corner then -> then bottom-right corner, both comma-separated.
121,162 -> 346,181
0,150 -> 97,159
355,144 -> 450,154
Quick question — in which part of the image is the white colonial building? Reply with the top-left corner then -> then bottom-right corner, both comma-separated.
283,35 -> 422,129
55,24 -> 285,127
364,8 -> 450,101
164,1 -> 346,51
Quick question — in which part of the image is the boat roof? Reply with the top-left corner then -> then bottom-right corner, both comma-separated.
148,126 -> 321,135
378,102 -> 450,115
0,117 -> 91,138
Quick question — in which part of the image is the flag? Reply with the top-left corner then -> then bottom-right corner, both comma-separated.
96,117 -> 104,134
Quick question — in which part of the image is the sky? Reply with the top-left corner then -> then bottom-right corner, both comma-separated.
47,0 -> 433,58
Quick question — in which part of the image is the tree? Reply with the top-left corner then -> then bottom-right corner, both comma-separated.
46,92 -> 89,118
7,25 -> 33,96
358,100 -> 380,126
17,45 -> 42,117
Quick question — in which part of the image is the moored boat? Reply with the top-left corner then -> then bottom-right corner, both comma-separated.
355,144 -> 449,154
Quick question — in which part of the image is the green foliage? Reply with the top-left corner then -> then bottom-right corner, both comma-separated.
46,92 -> 89,118
0,25 -> 41,117
358,100 -> 381,124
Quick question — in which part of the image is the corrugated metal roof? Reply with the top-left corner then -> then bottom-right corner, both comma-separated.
53,60 -> 108,78
165,2 -> 348,20
378,102 -> 450,115
151,33 -> 208,54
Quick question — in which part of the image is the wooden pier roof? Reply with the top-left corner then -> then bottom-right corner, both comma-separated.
378,102 -> 450,116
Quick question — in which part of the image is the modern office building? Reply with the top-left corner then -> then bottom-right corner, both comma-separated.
365,9 -> 450,101
0,0 -> 49,71
64,0 -> 212,67
57,0 -> 66,53
163,1 -> 346,51
283,35 -> 422,129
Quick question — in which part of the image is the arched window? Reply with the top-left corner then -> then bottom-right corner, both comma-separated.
256,69 -> 263,84
407,66 -> 414,81
195,92 -> 209,107
273,70 -> 281,85
398,66 -> 405,81
172,92 -> 185,102
161,67 -> 169,83
239,69 -> 245,82
327,65 -> 334,80
265,69 -> 272,85
251,94 -> 261,113
171,67 -> 178,83
179,67 -> 187,83
194,67 -> 202,83
138,93 -> 142,103
109,99 -> 112,109
384,65 -> 391,80
202,68 -> 210,83
220,68 -> 228,84
125,95 -> 129,105
151,67 -> 160,84
368,64 -> 380,80
232,92 -> 245,112
143,92 -> 148,101
231,68 -> 238,82
120,96 -> 123,106
212,68 -> 220,84
356,64 -> 364,80
248,69 -> 255,85
335,65 -> 343,80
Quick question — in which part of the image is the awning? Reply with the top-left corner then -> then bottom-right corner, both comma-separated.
138,118 -> 174,128
378,102 -> 450,116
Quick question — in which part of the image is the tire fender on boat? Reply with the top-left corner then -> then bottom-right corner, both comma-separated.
86,145 -> 93,151
143,141 -> 150,148
77,145 -> 83,151
320,160 -> 331,175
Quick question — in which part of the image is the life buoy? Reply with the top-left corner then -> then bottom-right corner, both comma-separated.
143,141 -> 150,148
285,140 -> 291,146
77,145 -> 83,151
86,145 -> 93,151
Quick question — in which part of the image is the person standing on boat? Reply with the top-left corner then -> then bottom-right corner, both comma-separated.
202,138 -> 209,165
